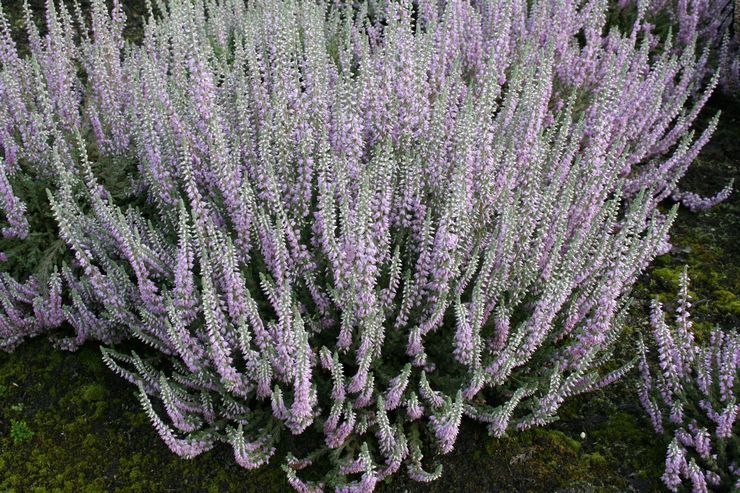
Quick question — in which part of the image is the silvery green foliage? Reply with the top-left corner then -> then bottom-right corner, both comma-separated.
638,267 -> 739,493
0,0 -> 725,490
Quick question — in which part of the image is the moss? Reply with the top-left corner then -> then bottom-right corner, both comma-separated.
79,350 -> 107,376
651,267 -> 682,289
10,420 -> 35,444
80,383 -> 108,403
531,429 -> 582,454
713,289 -> 740,315
582,452 -> 607,468
587,411 -> 666,480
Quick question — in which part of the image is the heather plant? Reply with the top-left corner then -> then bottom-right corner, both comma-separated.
638,267 -> 739,493
0,0 -> 731,490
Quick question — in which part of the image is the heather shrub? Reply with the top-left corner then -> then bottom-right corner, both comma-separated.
0,0 -> 729,490
637,267 -> 739,492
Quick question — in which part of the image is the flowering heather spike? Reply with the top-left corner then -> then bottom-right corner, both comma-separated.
375,395 -> 396,456
429,390 -> 464,454
0,0 -> 731,489
673,178 -> 735,212
405,391 -> 425,421
407,423 -> 443,483
0,157 -> 29,240
384,363 -> 411,411
158,374 -> 201,433
136,380 -> 215,459
226,423 -> 277,469
172,202 -> 198,321
638,270 -> 739,492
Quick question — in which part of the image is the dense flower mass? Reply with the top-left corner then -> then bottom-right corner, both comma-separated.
0,0 -> 734,490
637,268 -> 739,493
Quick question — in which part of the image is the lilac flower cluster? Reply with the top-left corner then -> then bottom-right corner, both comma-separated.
0,0 -> 731,490
638,267 -> 739,492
